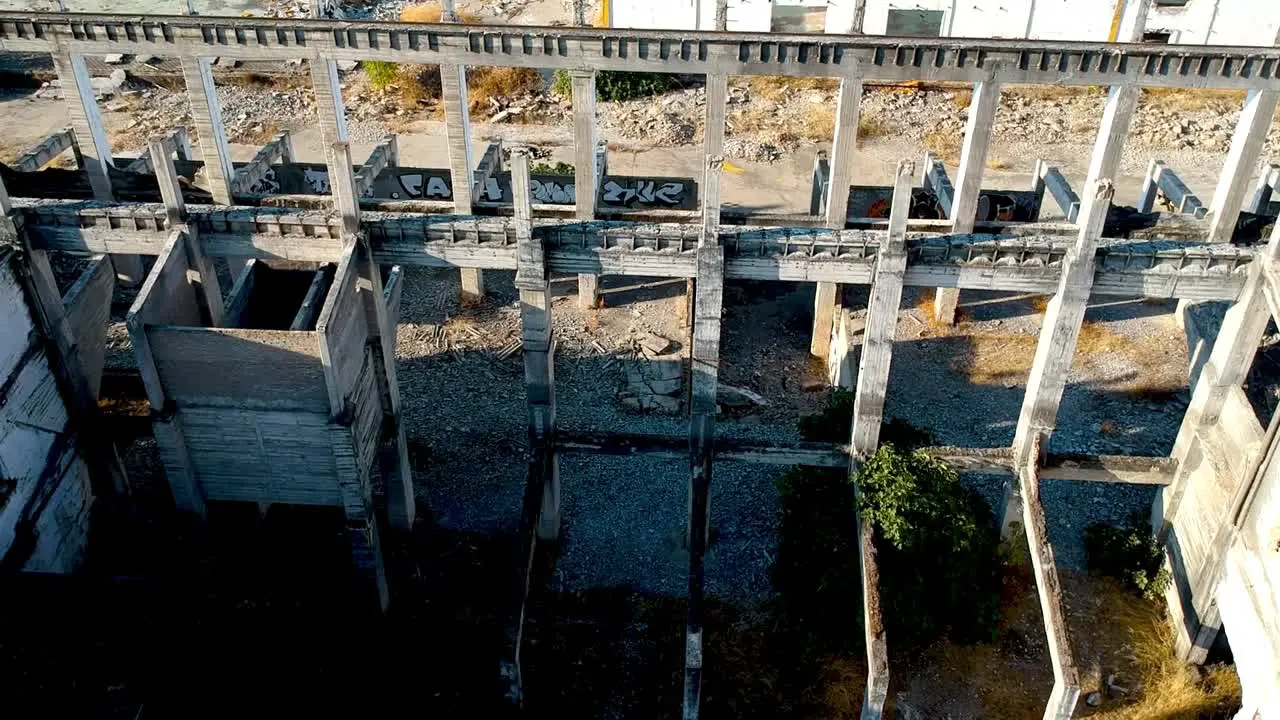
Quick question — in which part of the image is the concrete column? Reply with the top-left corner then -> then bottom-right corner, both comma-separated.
701,73 -> 728,241
810,281 -> 838,360
1138,158 -> 1164,213
53,51 -> 145,285
1208,90 -> 1279,243
936,78 -> 1001,324
850,160 -> 912,455
825,74 -> 862,230
1247,163 -> 1280,214
182,57 -> 235,206
571,69 -> 601,309
1005,179 -> 1113,533
714,0 -> 728,30
1082,85 -> 1140,217
441,62 -> 484,298
686,156 -> 727,717
512,154 -> 559,541
847,160 -> 912,720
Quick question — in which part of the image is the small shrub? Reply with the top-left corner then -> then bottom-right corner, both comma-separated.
1084,513 -> 1171,601
468,66 -> 542,111
364,60 -> 399,91
551,69 -> 572,98
552,69 -> 675,102
597,70 -> 676,102
530,161 -> 574,175
857,443 -> 1003,646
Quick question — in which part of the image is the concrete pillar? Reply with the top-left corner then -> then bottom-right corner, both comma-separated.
1082,85 -> 1140,216
825,75 -> 862,230
701,73 -> 728,240
1247,163 -> 1280,214
1208,90 -> 1279,243
53,51 -> 145,285
714,0 -> 728,30
1138,158 -> 1164,213
182,57 -> 235,206
441,62 -> 483,297
512,154 -> 559,541
1004,180 -> 1113,533
810,281 -> 838,360
572,69 -> 601,309
936,78 -> 1001,324
850,160 -> 912,455
846,160 -> 912,720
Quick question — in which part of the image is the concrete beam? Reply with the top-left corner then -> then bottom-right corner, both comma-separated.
936,78 -> 1000,324
14,128 -> 80,173
1159,225 -> 1279,542
354,134 -> 398,199
1007,179 -> 1114,532
441,61 -> 484,298
9,13 -> 1280,91
1247,163 -> 1280,215
1208,90 -> 1279,243
1020,436 -> 1082,720
229,131 -> 293,196
1039,164 -> 1082,222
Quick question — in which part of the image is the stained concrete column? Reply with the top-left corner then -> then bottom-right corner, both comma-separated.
1005,180 -> 1113,533
53,50 -> 145,285
512,154 -> 559,541
1208,89 -> 1279,243
1082,85 -> 1140,221
935,78 -> 1001,324
684,233 -> 725,720
572,69 -> 601,309
846,159 -> 912,720
440,62 -> 485,299
808,74 -> 865,360
182,57 -> 235,205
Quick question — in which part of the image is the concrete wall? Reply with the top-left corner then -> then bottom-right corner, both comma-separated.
610,0 -> 1280,46
0,252 -> 94,573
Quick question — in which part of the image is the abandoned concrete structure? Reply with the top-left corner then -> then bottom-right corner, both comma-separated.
609,0 -> 1280,47
1,4 -> 1279,718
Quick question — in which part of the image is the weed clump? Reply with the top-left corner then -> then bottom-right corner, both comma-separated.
1084,513 -> 1171,601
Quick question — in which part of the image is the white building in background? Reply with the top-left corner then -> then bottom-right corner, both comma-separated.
606,0 -> 1280,47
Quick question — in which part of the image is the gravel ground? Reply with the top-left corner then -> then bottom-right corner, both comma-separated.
393,266 -> 1185,600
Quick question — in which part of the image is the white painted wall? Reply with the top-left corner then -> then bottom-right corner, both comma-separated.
611,0 -> 1280,47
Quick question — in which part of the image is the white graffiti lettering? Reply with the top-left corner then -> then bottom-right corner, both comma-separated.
425,176 -> 451,199
248,167 -> 281,195
601,178 -> 686,207
303,168 -> 330,194
398,174 -> 424,197
531,179 -> 575,204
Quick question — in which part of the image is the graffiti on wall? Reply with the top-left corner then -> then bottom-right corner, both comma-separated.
225,161 -> 699,210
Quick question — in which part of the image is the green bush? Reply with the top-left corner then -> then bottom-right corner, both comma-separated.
857,443 -> 1002,646
1084,513 -> 1171,601
773,392 -> 998,650
529,161 -> 575,176
551,69 -> 677,102
363,61 -> 400,91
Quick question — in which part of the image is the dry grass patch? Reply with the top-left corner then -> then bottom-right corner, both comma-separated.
399,2 -> 480,23
1008,84 -> 1095,102
986,154 -> 1012,170
858,112 -> 889,144
923,128 -> 962,165
1075,321 -> 1132,359
797,104 -> 836,142
1143,87 -> 1246,113
954,333 -> 1039,385
468,66 -> 542,115
744,75 -> 839,102
949,87 -> 972,111
1082,579 -> 1241,720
